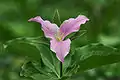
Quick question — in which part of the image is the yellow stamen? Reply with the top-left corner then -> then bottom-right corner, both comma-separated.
55,31 -> 64,41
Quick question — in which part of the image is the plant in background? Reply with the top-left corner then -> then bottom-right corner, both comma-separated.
2,9 -> 120,80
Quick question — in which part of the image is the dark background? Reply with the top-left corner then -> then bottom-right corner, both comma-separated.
0,0 -> 120,80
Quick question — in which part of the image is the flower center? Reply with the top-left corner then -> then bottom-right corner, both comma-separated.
55,31 -> 64,41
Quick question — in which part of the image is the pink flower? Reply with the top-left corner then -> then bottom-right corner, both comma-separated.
28,15 -> 89,63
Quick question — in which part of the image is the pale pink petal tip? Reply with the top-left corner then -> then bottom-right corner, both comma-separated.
28,16 -> 43,23
77,15 -> 89,24
57,55 -> 64,63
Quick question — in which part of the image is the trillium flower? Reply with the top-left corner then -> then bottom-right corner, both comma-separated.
28,15 -> 89,63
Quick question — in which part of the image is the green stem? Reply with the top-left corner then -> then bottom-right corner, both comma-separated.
60,62 -> 62,78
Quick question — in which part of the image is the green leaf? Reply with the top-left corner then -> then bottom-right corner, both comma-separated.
24,36 -> 49,45
5,37 -> 60,78
63,54 -> 71,76
73,43 -> 120,73
5,39 -> 41,60
70,30 -> 87,41
6,36 -> 49,45
31,74 -> 58,80
20,61 -> 39,78
37,44 -> 60,78
52,9 -> 61,26
20,59 -> 58,79
4,36 -> 49,60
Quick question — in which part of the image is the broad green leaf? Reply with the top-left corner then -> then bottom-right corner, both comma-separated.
63,54 -> 71,76
5,36 -> 49,60
73,43 -> 120,73
52,9 -> 61,26
37,44 -> 60,78
5,39 -> 41,60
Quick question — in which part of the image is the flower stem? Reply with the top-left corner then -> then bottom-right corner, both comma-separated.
60,62 -> 62,78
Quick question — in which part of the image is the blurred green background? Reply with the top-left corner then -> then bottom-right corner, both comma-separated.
0,0 -> 120,80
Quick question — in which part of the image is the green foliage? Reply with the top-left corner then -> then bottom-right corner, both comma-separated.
52,9 -> 61,26
20,61 -> 39,78
37,44 -> 60,78
73,43 -> 120,73
0,43 -> 4,54
69,30 -> 87,41
63,55 -> 71,75
5,38 -> 41,60
31,74 -> 58,80
7,39 -> 120,80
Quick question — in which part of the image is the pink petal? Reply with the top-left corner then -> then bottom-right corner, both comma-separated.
50,39 -> 71,63
60,15 -> 89,39
28,16 -> 43,23
28,16 -> 59,39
